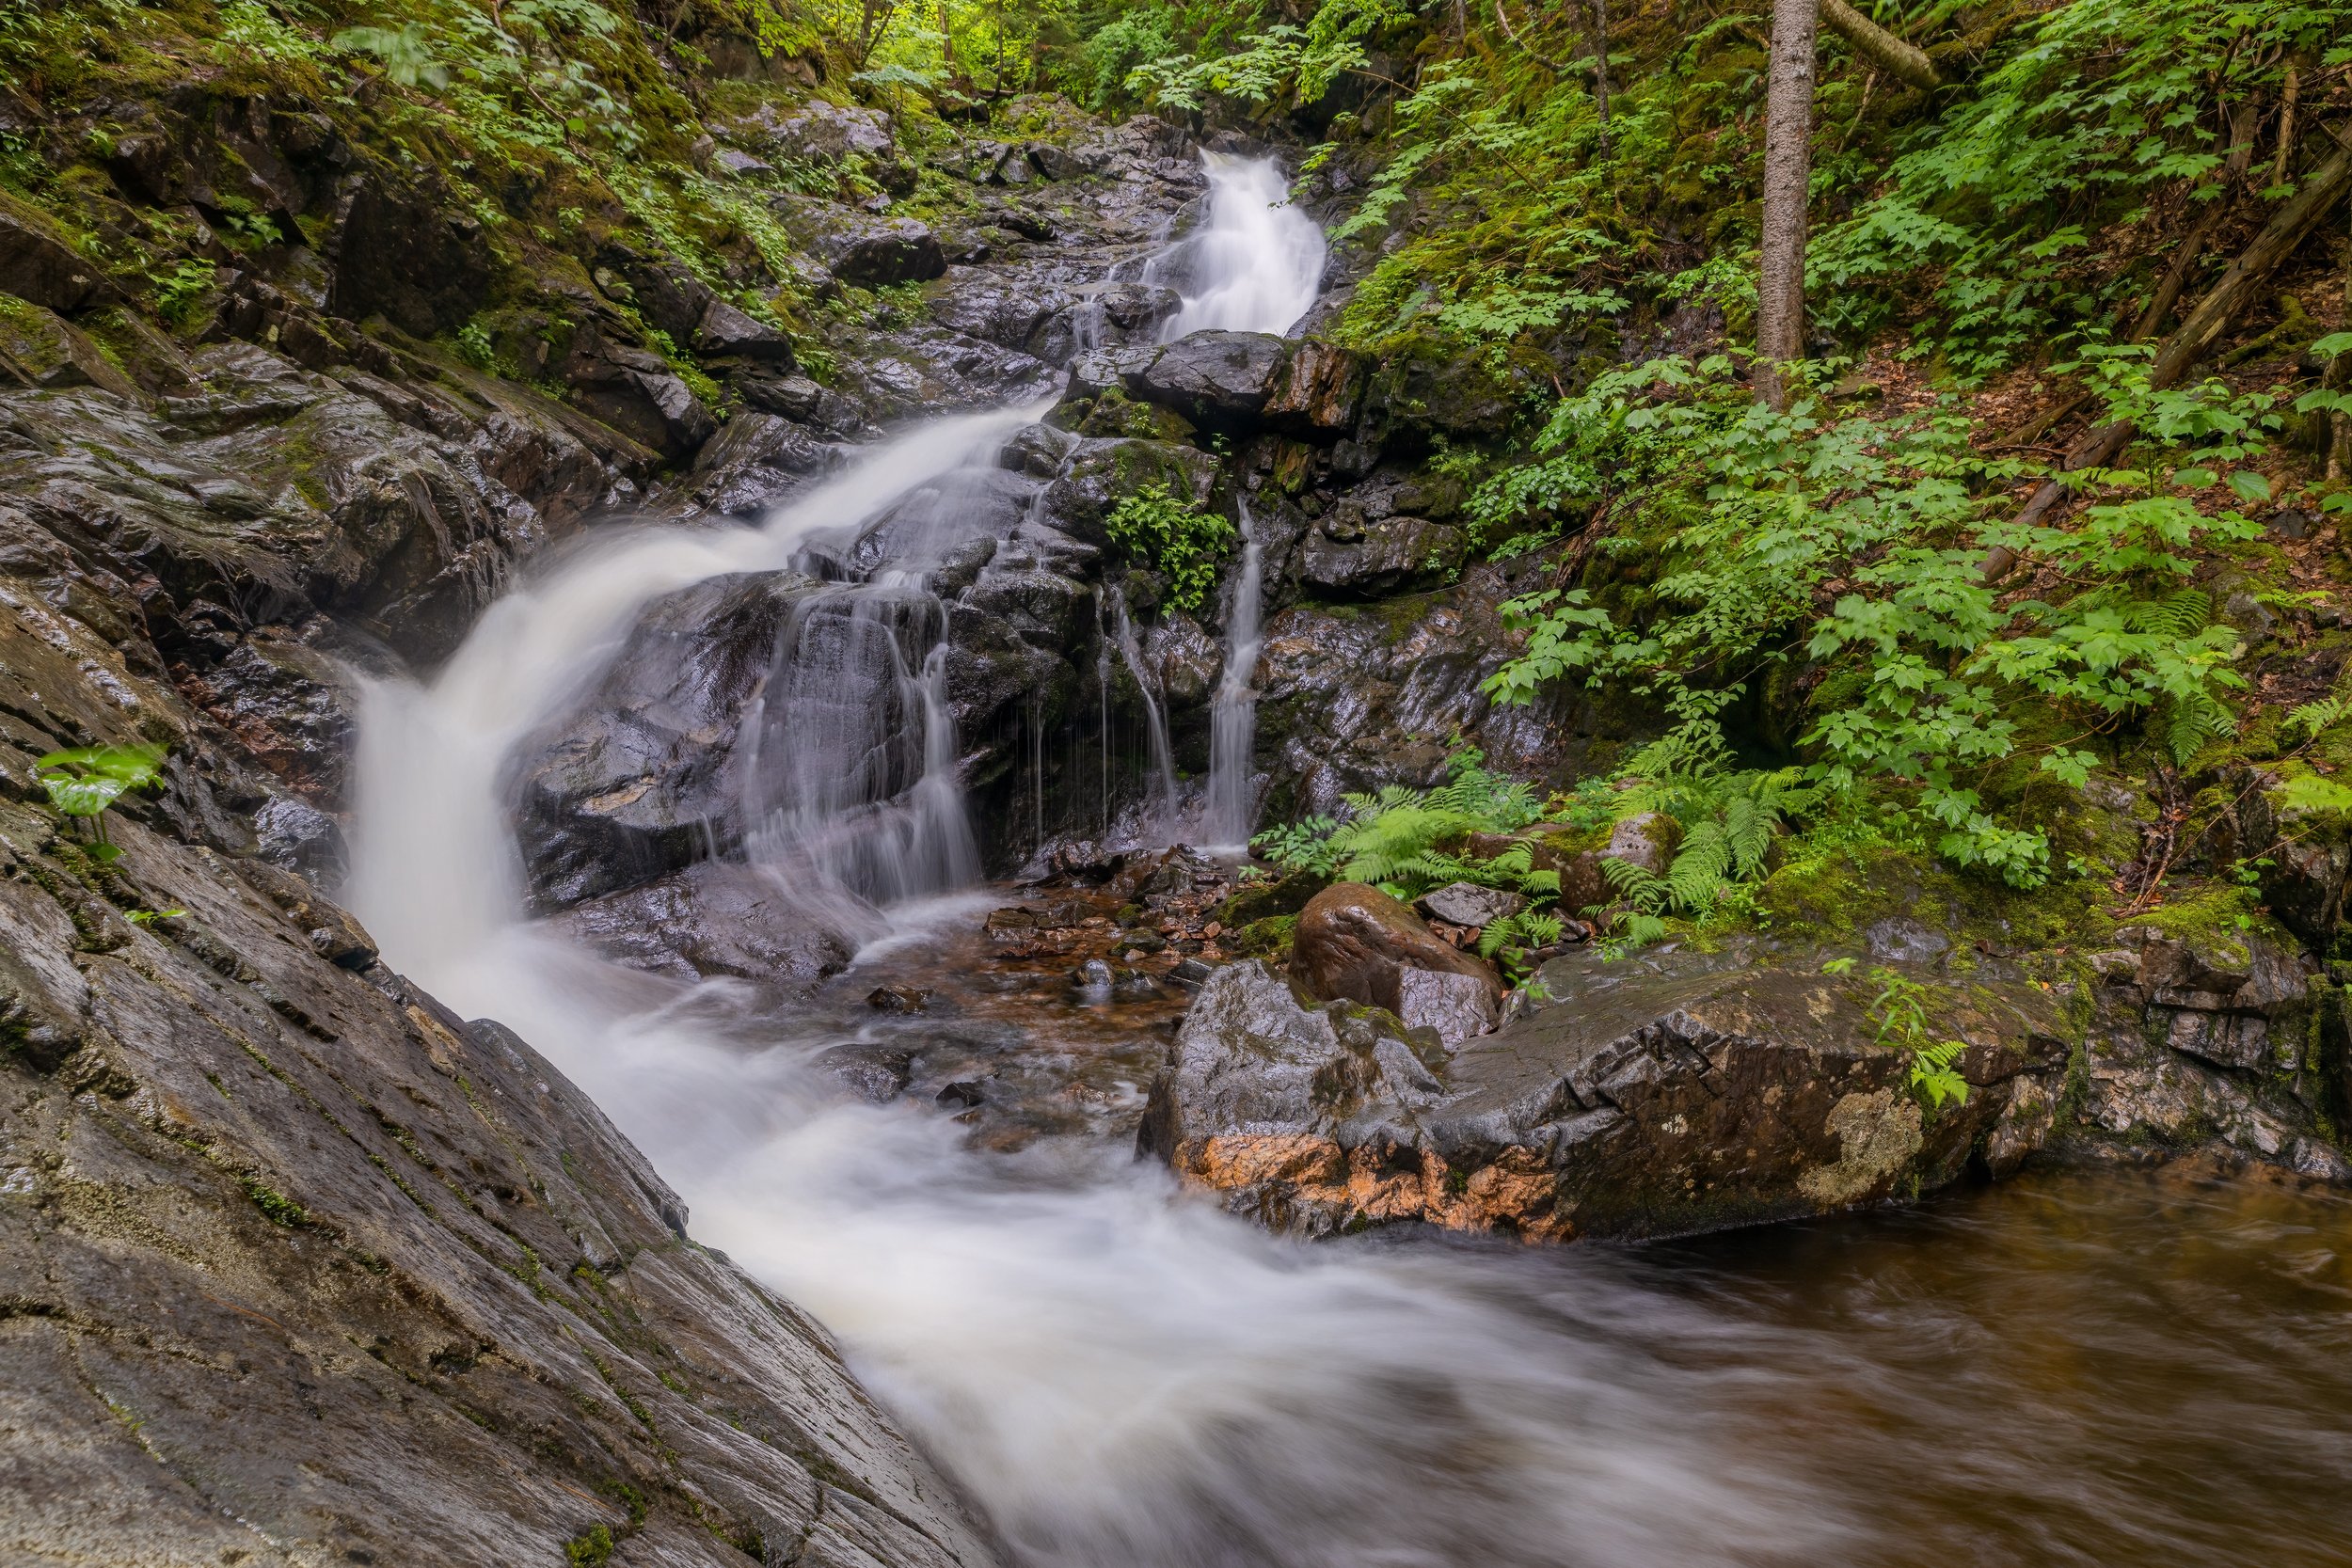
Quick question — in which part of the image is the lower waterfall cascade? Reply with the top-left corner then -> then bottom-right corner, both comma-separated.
341,155 -> 2352,1568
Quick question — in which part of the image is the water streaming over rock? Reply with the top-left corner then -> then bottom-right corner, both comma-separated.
1106,585 -> 1180,835
1149,150 -> 1329,338
1205,497 -> 1266,853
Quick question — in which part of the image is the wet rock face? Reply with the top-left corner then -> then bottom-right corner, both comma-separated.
1144,946 -> 2070,1243
0,344 -> 619,672
510,571 -> 817,912
0,196 -> 111,311
549,859 -> 853,991
0,802 -> 997,1568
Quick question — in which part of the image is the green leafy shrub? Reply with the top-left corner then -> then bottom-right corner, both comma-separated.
1103,484 -> 1235,617
36,744 -> 166,863
1486,355 -> 2265,888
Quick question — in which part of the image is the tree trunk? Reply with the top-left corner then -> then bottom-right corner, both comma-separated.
1756,0 -> 1820,412
1590,0 -> 1613,145
1820,0 -> 1938,91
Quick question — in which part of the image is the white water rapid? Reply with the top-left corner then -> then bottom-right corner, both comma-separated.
345,154 -> 1822,1567
1150,150 -> 1328,338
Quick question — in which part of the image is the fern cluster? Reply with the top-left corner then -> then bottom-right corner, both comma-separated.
1593,768 -> 1810,948
1254,752 -> 1567,972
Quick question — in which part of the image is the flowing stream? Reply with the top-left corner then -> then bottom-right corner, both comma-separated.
347,154 -> 2352,1567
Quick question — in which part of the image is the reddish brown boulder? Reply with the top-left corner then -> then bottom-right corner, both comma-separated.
1291,881 -> 1502,1038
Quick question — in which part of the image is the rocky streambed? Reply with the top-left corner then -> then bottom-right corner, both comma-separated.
6,75 -> 2352,1568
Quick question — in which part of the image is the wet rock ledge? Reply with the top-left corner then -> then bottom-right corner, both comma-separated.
1139,948 -> 2068,1242
0,799 -> 995,1568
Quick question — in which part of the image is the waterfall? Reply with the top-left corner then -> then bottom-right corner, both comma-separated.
1149,150 -> 1329,339
740,578 -> 978,915
342,152 -> 1814,1568
1204,499 -> 1265,855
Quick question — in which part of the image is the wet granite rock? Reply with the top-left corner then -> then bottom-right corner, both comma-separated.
0,296 -> 139,395
693,296 -> 798,365
1133,330 -> 1288,428
0,800 -> 996,1568
1291,881 -> 1503,1036
559,319 -> 718,460
1036,436 -> 1219,546
0,195 -> 110,312
1415,882 -> 1526,928
1299,511 -> 1466,595
327,177 -> 491,338
547,858 -> 853,990
1144,945 -> 2069,1242
510,571 -> 815,911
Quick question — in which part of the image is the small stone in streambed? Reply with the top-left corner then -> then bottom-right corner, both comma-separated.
867,985 -> 931,1013
1072,958 -> 1115,1000
936,1081 -> 986,1109
1121,927 -> 1168,953
1168,958 -> 1219,988
1112,970 -> 1163,1003
812,1042 -> 914,1104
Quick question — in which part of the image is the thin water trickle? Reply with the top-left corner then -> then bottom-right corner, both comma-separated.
1204,497 -> 1265,855
1105,585 -> 1180,835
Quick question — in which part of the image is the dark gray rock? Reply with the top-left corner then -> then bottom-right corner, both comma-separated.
1145,946 -> 2066,1242
1134,330 -> 1288,428
0,195 -> 109,312
1299,512 -> 1466,595
1037,436 -> 1218,546
510,572 -> 815,911
821,216 -> 947,286
547,859 -> 853,990
559,320 -> 717,460
1415,882 -> 1526,928
327,177 -> 490,338
0,800 -> 995,1568
693,296 -> 797,364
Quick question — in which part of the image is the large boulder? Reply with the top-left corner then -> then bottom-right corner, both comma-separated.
1144,943 -> 2070,1242
327,177 -> 491,338
820,216 -> 947,286
0,800 -> 997,1568
1261,339 -> 1364,438
559,321 -> 718,460
1291,881 -> 1502,1044
1136,960 -> 1453,1230
510,572 -> 815,911
1299,510 -> 1466,596
1035,436 -> 1218,546
1132,330 -> 1288,429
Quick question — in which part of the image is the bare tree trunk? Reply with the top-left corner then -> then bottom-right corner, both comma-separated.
1820,0 -> 1938,90
1590,0 -> 1613,148
2274,61 -> 2302,186
1756,0 -> 1820,411
938,0 -> 955,79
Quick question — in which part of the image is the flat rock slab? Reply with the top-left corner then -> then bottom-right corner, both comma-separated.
1143,946 -> 2068,1243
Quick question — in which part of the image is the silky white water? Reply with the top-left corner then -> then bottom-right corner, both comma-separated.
1204,498 -> 1266,854
1152,150 -> 1328,338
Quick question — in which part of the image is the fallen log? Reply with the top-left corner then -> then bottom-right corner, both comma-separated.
1985,131 -> 2352,573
